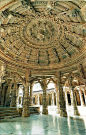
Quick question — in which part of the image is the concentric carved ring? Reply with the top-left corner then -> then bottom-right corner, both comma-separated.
20,18 -> 64,49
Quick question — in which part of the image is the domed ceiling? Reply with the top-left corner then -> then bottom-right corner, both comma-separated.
0,0 -> 86,70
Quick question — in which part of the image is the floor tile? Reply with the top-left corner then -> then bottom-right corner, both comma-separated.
0,114 -> 86,135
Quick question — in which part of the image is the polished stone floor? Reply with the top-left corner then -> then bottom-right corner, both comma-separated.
0,114 -> 86,135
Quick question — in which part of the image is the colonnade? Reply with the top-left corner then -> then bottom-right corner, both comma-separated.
0,78 -> 18,108
0,71 -> 86,117
33,89 -> 85,106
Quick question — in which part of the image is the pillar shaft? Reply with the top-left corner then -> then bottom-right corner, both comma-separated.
59,84 -> 67,117
22,85 -> 30,117
51,92 -> 54,105
55,84 -> 60,114
1,86 -> 5,106
57,72 -> 67,117
37,94 -> 40,105
34,95 -> 36,105
10,81 -> 17,107
69,77 -> 80,116
56,93 -> 57,106
5,79 -> 12,107
42,87 -> 48,114
0,85 -> 2,106
64,90 -> 68,106
41,78 -> 48,115
30,83 -> 33,106
83,88 -> 86,106
79,89 -> 85,106
71,90 -> 73,106
72,90 -> 80,115
16,88 -> 19,107
56,91 -> 60,114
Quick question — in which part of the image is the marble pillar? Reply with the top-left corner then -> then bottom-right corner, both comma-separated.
72,90 -> 80,115
37,94 -> 40,105
10,80 -> 17,107
22,85 -> 30,117
35,95 -> 37,105
79,89 -> 85,107
30,83 -> 33,106
55,84 -> 60,114
51,92 -> 55,106
5,79 -> 12,107
41,78 -> 48,115
16,88 -> 19,107
59,84 -> 67,117
42,87 -> 48,115
0,84 -> 2,106
69,77 -> 80,116
84,86 -> 86,106
56,90 -> 60,114
1,85 -> 5,107
0,84 -> 6,107
70,90 -> 73,106
58,72 -> 67,117
64,89 -> 68,106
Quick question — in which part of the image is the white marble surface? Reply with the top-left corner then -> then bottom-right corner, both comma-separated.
0,114 -> 86,135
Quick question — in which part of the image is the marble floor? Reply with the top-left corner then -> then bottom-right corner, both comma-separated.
0,114 -> 86,135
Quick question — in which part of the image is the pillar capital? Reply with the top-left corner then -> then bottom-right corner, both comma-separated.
7,78 -> 12,85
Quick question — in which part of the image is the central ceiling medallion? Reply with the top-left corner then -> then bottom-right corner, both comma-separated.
26,19 -> 57,45
19,15 -> 64,49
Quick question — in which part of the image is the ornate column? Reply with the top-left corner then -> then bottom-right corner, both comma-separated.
84,85 -> 86,106
29,82 -> 33,106
69,77 -> 80,115
64,88 -> 68,106
69,76 -> 80,115
1,88 -> 5,106
51,92 -> 55,106
5,79 -> 12,107
47,94 -> 50,105
22,70 -> 30,117
57,90 -> 60,114
37,94 -> 40,105
35,95 -> 37,105
70,89 -> 73,106
79,89 -> 85,107
16,87 -> 19,107
72,90 -> 80,115
55,92 -> 57,106
55,82 -> 60,114
0,84 -> 2,106
0,84 -> 4,107
40,94 -> 42,105
58,72 -> 67,117
40,77 -> 48,115
10,79 -> 17,107
22,84 -> 30,117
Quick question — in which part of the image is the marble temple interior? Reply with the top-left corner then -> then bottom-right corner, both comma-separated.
0,0 -> 86,134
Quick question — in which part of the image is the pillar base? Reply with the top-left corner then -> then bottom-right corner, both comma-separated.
60,109 -> 67,117
42,108 -> 48,115
22,110 -> 30,117
57,108 -> 60,114
22,100 -> 30,117
10,104 -> 16,107
74,108 -> 80,116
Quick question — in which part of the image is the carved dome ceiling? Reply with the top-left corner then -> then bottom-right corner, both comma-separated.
0,0 -> 86,71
